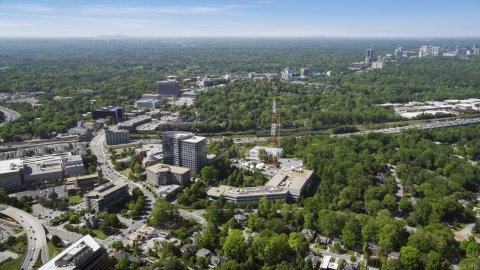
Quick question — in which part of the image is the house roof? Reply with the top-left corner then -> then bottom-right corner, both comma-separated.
389,251 -> 400,257
332,237 -> 342,242
368,242 -> 379,251
113,251 -> 143,263
196,248 -> 212,258
180,244 -> 196,253
234,214 -> 247,221
210,255 -> 228,266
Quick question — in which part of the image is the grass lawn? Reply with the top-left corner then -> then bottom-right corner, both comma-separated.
11,228 -> 23,234
48,242 -> 65,258
92,229 -> 109,240
120,168 -> 132,177
0,255 -> 24,270
68,195 -> 83,204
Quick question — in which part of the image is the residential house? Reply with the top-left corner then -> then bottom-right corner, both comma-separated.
180,244 -> 197,254
210,255 -> 228,267
388,252 -> 400,260
315,235 -> 330,245
344,262 -> 360,270
332,238 -> 342,246
196,248 -> 213,258
234,214 -> 247,225
368,242 -> 379,255
301,229 -> 316,239
113,251 -> 144,264
304,254 -> 320,268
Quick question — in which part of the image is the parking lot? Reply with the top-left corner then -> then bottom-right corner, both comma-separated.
10,185 -> 67,200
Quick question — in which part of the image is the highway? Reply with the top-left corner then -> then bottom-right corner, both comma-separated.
89,129 -> 156,248
0,206 -> 49,270
0,106 -> 20,127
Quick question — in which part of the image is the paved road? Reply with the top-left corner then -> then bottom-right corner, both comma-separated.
0,106 -> 20,127
179,209 -> 206,225
89,129 -> 156,248
455,223 -> 476,241
0,206 -> 49,270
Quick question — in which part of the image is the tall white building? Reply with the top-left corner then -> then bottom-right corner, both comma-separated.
395,47 -> 402,59
104,129 -> 130,146
281,68 -> 293,81
162,132 -> 207,177
0,159 -> 24,190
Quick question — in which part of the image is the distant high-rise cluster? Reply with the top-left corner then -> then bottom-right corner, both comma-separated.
281,68 -> 293,81
473,44 -> 480,55
395,47 -> 402,59
365,49 -> 374,63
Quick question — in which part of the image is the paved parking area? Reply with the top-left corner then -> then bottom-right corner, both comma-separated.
10,185 -> 67,200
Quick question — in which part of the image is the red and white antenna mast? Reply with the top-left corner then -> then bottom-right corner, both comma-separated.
270,88 -> 277,147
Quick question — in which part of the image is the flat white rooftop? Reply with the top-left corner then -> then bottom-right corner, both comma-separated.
0,159 -> 23,174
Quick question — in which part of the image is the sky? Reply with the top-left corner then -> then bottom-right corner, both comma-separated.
0,0 -> 480,38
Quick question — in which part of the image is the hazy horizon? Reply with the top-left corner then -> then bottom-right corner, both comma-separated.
1,0 -> 480,38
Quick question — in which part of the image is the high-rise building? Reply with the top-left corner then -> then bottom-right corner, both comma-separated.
473,44 -> 479,49
281,68 -> 293,81
365,49 -> 374,63
300,68 -> 310,77
162,132 -> 207,177
104,129 -> 130,146
38,235 -> 109,270
157,80 -> 179,97
0,159 -> 24,190
395,47 -> 402,59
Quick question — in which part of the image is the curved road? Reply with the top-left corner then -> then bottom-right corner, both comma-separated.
0,206 -> 49,270
0,105 -> 20,127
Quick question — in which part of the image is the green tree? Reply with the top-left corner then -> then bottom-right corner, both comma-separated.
118,257 -> 131,270
425,251 -> 449,270
50,234 -> 61,246
222,229 -> 246,261
149,198 -> 179,227
111,240 -> 124,251
400,246 -> 421,270
69,214 -> 79,224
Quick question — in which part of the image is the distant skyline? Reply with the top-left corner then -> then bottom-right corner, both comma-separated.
1,0 -> 480,38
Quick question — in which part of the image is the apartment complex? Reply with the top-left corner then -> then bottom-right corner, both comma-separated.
38,235 -> 109,270
157,81 -> 179,97
0,159 -> 25,190
146,164 -> 190,187
104,129 -> 130,146
162,131 -> 207,177
84,181 -> 129,212
91,106 -> 124,122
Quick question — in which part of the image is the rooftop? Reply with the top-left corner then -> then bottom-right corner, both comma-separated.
266,168 -> 314,191
93,106 -> 123,112
0,159 -> 23,174
85,180 -> 128,198
39,235 -> 101,270
146,164 -> 190,174
207,185 -> 289,198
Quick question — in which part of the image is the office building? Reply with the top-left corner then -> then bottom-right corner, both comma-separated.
300,68 -> 310,77
281,68 -> 293,81
473,44 -> 478,49
142,93 -> 162,101
104,129 -> 130,146
0,159 -> 24,190
134,99 -> 160,109
350,62 -> 364,69
39,235 -> 109,270
474,48 -> 480,55
146,164 -> 190,187
372,62 -> 383,69
117,116 -> 151,131
365,49 -> 374,63
162,131 -> 207,177
207,167 -> 313,203
181,91 -> 199,99
395,47 -> 402,59
62,155 -> 85,176
157,80 -> 179,97
23,155 -> 64,182
156,184 -> 181,199
91,106 -> 124,123
84,181 -> 129,212
66,169 -> 103,196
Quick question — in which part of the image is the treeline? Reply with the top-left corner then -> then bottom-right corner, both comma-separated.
0,188 -> 30,212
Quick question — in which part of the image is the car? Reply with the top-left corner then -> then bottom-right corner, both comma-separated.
30,237 -> 32,239
30,258 -> 33,261
32,248 -> 35,251
30,226 -> 32,228
34,238 -> 36,240
132,221 -> 134,224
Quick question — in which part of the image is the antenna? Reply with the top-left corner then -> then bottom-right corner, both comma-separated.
270,88 -> 277,147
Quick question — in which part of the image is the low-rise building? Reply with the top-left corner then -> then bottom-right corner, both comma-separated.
196,248 -> 213,258
38,235 -> 109,270
265,168 -> 313,199
249,146 -> 283,160
142,94 -> 162,101
23,155 -> 64,182
84,181 -> 129,212
65,169 -> 103,196
62,155 -> 85,176
181,91 -> 199,99
142,152 -> 160,167
146,164 -> 190,187
134,99 -> 160,109
157,184 -> 181,199
113,251 -> 144,264
82,213 -> 99,229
